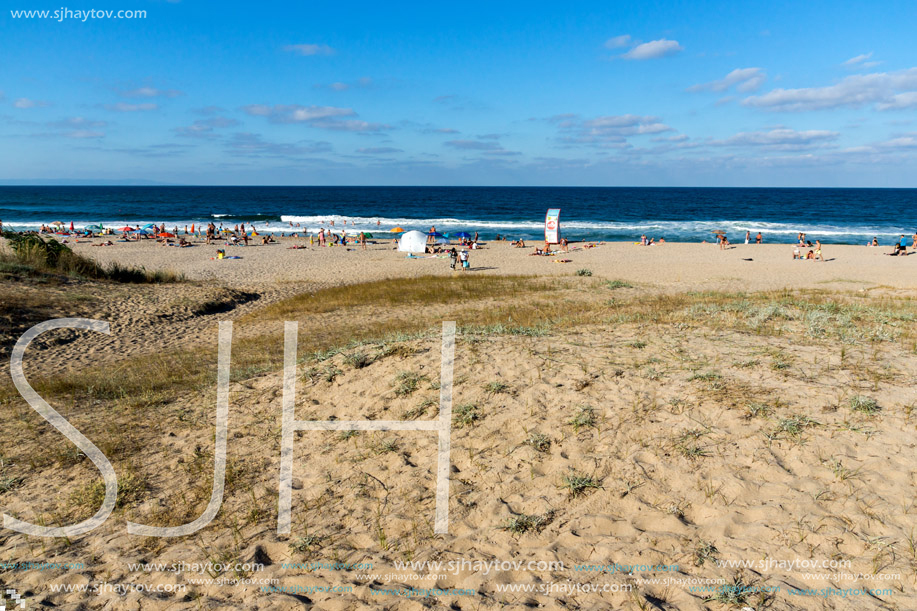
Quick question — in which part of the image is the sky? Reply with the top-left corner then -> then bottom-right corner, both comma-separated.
2,0 -> 917,186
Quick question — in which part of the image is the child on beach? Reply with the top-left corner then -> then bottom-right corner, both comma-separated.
459,249 -> 469,271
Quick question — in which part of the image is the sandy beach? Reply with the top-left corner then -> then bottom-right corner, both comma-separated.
2,235 -> 917,610
66,236 -> 917,293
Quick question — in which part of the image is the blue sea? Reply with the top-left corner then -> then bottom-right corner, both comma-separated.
1,186 -> 916,244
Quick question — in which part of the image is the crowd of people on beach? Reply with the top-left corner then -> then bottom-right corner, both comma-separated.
7,217 -> 917,269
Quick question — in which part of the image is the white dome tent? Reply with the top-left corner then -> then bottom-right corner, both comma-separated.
398,230 -> 429,253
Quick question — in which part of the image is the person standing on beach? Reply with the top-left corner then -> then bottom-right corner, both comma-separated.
756,232 -> 763,244
359,232 -> 367,250
745,230 -> 750,244
459,249 -> 469,271
814,240 -> 824,261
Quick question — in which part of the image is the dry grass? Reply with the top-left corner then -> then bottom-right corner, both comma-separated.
253,274 -> 559,319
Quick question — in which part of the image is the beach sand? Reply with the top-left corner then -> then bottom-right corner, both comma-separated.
66,237 -> 917,293
2,236 -> 917,610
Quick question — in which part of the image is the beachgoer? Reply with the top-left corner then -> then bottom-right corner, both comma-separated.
449,247 -> 458,270
561,237 -> 569,252
745,230 -> 750,244
806,250 -> 815,260
793,246 -> 801,259
641,234 -> 647,246
459,249 -> 469,271
814,240 -> 823,261
359,232 -> 367,250
756,232 -> 763,244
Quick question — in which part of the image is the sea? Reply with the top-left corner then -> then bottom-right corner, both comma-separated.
1,186 -> 916,245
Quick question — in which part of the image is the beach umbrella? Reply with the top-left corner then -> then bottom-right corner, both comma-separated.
51,220 -> 64,226
389,227 -> 405,233
142,223 -> 156,229
119,226 -> 134,231
158,232 -> 176,238
712,230 -> 725,235
427,231 -> 445,238
69,221 -> 74,231
362,233 -> 373,239
86,224 -> 105,231
451,231 -> 472,239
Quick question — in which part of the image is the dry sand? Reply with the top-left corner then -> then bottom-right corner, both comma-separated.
68,237 -> 917,293
2,237 -> 917,610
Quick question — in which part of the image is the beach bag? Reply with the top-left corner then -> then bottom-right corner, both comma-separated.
462,260 -> 469,269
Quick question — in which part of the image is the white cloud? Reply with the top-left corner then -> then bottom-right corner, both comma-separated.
311,118 -> 388,132
604,35 -> 631,49
842,52 -> 872,66
689,68 -> 766,93
356,147 -> 403,155
843,53 -> 881,70
175,116 -> 240,138
226,132 -> 333,157
719,128 -> 838,150
242,104 -> 387,132
877,92 -> 917,111
549,114 -> 673,147
621,39 -> 683,60
743,68 -> 917,111
67,130 -> 104,139
315,77 -> 373,92
242,104 -> 353,122
104,102 -> 158,112
284,44 -> 335,56
445,140 -> 502,151
14,98 -> 50,109
121,87 -> 183,98
877,133 -> 917,149
48,117 -> 107,129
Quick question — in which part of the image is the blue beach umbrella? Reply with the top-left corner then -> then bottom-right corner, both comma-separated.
427,231 -> 445,238
450,231 -> 472,239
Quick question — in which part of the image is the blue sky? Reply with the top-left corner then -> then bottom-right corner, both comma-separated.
2,0 -> 917,186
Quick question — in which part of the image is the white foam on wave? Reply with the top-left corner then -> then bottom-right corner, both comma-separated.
4,215 -> 914,243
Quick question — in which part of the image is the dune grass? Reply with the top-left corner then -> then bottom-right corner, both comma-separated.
1,233 -> 183,283
254,274 -> 559,319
